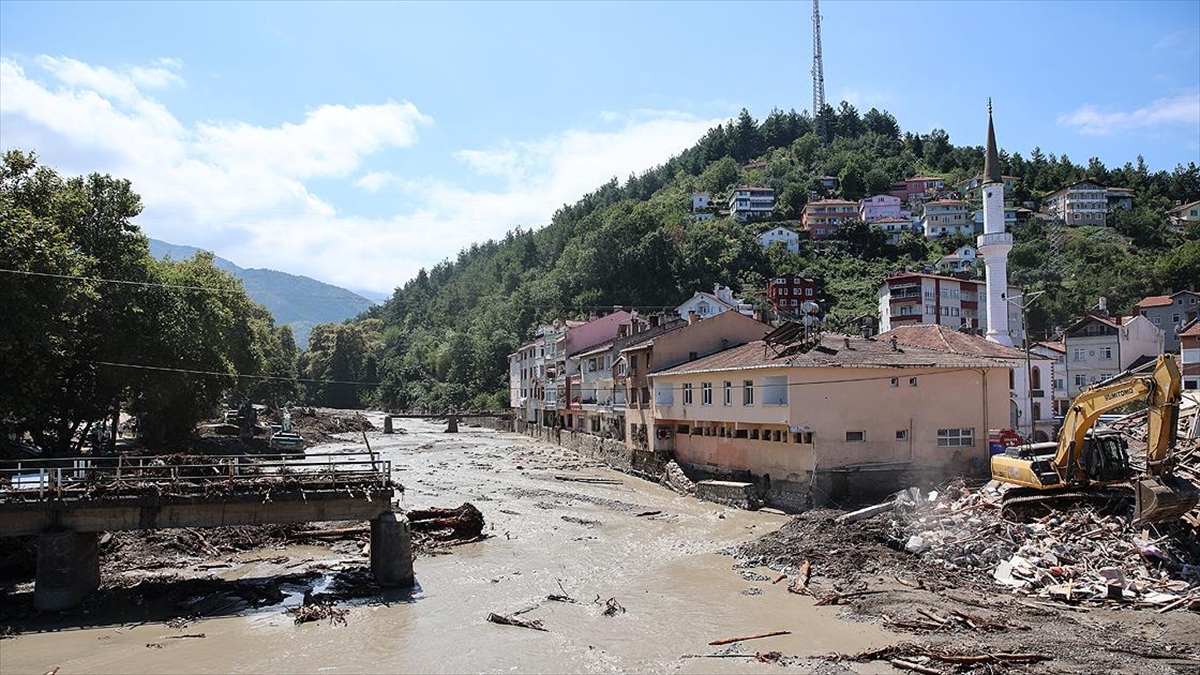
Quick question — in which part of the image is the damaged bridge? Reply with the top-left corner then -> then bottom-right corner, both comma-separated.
0,452 -> 412,611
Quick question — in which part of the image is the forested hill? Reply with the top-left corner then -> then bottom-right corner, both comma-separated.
300,104 -> 1200,412
149,239 -> 375,349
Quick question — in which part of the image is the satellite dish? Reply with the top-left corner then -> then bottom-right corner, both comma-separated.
800,301 -> 821,315
801,314 -> 820,327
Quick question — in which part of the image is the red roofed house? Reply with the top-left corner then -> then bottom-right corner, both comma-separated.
1061,310 -> 1163,399
646,331 -> 1011,509
1134,290 -> 1200,353
890,176 -> 946,201
765,274 -> 819,314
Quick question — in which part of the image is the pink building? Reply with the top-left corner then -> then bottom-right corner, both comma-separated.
859,194 -> 905,222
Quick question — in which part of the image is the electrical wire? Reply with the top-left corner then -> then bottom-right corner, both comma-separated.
0,268 -> 245,294
93,361 -> 380,387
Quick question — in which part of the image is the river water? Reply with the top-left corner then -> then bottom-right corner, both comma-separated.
2,416 -> 897,674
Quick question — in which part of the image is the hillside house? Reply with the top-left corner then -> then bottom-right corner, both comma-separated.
935,245 -> 978,274
1106,187 -> 1133,211
859,194 -> 906,222
877,272 -> 1023,342
869,217 -> 916,244
801,198 -> 857,239
890,176 -> 946,202
1134,290 -> 1200,353
765,274 -> 819,314
1167,200 -> 1200,231
676,284 -> 754,323
647,331 -> 1011,508
921,199 -> 972,238
757,226 -> 800,253
728,186 -> 775,222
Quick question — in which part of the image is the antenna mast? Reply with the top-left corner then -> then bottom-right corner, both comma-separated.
812,0 -> 826,132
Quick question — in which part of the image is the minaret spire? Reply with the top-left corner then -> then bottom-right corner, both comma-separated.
984,98 -> 1002,184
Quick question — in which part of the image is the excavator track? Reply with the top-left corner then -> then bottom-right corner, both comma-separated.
1000,487 -> 1134,522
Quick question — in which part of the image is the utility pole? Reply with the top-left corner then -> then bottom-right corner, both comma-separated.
812,0 -> 825,135
1008,289 -> 1045,441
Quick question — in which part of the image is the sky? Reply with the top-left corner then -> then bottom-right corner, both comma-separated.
2,1 -> 1198,298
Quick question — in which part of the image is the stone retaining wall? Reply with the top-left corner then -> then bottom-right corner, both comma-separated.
519,425 -> 669,480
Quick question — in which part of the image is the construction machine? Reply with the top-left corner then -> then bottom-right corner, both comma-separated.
991,353 -> 1199,524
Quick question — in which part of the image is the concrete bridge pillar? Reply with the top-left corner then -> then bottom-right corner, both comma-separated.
445,414 -> 459,433
370,512 -> 414,587
383,416 -> 394,434
35,530 -> 100,611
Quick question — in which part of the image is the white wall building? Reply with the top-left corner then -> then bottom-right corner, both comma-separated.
676,284 -> 754,322
727,186 -> 775,222
757,226 -> 800,253
1061,313 -> 1164,399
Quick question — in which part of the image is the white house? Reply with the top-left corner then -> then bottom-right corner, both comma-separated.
1061,311 -> 1165,399
676,284 -> 754,323
935,245 -> 978,274
727,186 -> 775,222
757,226 -> 800,254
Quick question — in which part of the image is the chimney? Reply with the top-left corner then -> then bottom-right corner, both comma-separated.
618,324 -> 629,338
1098,296 -> 1108,317
650,314 -> 660,328
688,310 -> 698,326
860,323 -> 872,339
844,336 -> 851,349
588,309 -> 598,321
753,309 -> 762,322
890,335 -> 899,352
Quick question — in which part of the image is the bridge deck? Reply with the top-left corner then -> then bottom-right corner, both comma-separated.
0,452 -> 396,536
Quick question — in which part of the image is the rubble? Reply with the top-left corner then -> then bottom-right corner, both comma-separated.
894,480 -> 1200,611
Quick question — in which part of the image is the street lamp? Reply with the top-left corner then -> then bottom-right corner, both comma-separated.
1006,288 -> 1045,442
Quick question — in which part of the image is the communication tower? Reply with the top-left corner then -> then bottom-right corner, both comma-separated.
812,0 -> 826,131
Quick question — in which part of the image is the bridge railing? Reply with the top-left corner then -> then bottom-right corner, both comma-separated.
0,452 -> 391,503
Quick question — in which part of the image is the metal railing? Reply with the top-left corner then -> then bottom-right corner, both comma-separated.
0,452 -> 391,503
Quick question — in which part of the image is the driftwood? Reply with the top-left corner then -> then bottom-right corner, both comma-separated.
708,630 -> 791,646
787,560 -> 812,595
487,612 -> 547,631
289,601 -> 348,626
409,503 -> 485,541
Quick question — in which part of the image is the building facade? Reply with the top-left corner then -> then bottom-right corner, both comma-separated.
1167,200 -> 1200,230
1180,321 -> 1200,391
728,186 -> 775,222
921,199 -> 972,238
877,272 -> 1023,342
1061,313 -> 1164,398
1134,290 -> 1200,353
757,226 -> 800,253
765,274 -> 819,314
675,284 -> 754,322
859,194 -> 905,222
801,198 -> 857,239
869,217 -> 917,244
648,333 -> 1011,507
935,245 -> 978,274
1043,181 -> 1109,227
890,176 -> 946,202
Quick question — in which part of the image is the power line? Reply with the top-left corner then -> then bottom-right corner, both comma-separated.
0,268 -> 246,294
94,361 -> 379,387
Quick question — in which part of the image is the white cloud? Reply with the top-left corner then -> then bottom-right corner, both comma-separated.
1057,91 -> 1200,136
0,54 -> 720,295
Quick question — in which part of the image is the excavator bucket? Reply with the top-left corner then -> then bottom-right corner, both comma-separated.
1132,475 -> 1200,524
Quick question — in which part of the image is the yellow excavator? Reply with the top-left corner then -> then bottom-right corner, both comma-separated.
991,353 -> 1198,524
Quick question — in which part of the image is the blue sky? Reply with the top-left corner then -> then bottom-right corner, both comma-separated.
2,1 -> 1198,296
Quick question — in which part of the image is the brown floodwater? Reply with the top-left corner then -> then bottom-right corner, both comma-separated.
1,416 -> 898,674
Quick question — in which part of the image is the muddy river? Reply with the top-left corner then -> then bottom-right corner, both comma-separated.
1,416 -> 900,674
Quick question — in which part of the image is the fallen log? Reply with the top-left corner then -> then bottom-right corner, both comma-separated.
293,526 -> 369,539
708,630 -> 791,646
162,633 -> 206,639
835,501 -> 894,525
487,612 -> 547,632
409,503 -> 485,541
889,658 -> 940,675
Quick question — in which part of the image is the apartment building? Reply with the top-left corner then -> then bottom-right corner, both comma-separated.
877,272 -> 1023,342
1043,181 -> 1109,227
1106,187 -> 1133,212
727,186 -> 775,222
869,217 -> 916,244
1061,313 -> 1164,398
1029,341 -> 1070,417
765,274 -> 819,314
921,199 -> 972,238
935,245 -> 978,275
1134,290 -> 1200,353
647,332 -> 1011,508
801,198 -> 858,239
676,284 -> 754,322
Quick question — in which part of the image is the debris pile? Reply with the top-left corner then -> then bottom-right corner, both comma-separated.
408,502 -> 486,550
895,482 -> 1200,611
288,408 -> 375,444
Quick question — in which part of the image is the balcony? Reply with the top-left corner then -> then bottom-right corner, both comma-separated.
977,232 -> 1012,248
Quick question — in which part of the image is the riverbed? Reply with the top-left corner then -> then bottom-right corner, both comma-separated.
1,415 -> 899,674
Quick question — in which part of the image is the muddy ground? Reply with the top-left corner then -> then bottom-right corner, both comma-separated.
2,409 -> 1198,674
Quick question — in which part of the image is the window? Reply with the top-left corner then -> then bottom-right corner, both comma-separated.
762,375 -> 788,405
1033,402 -> 1042,421
1099,347 -> 1112,360
701,382 -> 712,405
689,351 -> 699,361
845,431 -> 866,442
723,381 -> 732,406
654,384 -> 673,406
909,377 -> 918,387
629,354 -> 638,373
1073,348 -> 1086,361
1153,316 -> 1161,325
683,383 -> 693,405
937,428 -> 975,447
896,429 -> 908,441
1074,374 -> 1087,388
890,377 -> 899,388
806,288 -> 814,296
743,380 -> 755,405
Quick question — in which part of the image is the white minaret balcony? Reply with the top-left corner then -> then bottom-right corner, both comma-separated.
977,232 -> 1012,249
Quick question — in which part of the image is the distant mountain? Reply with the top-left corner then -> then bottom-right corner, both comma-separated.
148,239 -> 377,349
